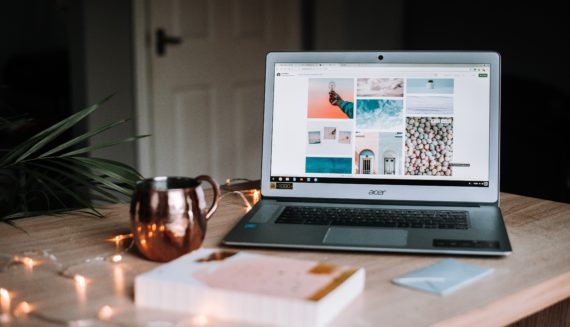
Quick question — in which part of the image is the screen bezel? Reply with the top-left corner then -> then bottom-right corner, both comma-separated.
261,51 -> 500,204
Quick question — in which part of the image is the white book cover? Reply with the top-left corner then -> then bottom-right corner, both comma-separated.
135,248 -> 365,327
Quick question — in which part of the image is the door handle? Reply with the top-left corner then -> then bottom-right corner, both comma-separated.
156,28 -> 182,56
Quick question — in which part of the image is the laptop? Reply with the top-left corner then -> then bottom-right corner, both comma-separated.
223,51 -> 512,256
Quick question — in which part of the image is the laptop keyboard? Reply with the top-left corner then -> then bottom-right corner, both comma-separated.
275,207 -> 469,229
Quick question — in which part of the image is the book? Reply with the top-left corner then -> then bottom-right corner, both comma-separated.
135,248 -> 365,326
391,258 -> 493,295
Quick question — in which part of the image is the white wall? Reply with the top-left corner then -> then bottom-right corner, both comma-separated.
82,0 -> 137,168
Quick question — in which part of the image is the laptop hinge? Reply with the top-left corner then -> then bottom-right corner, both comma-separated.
262,196 -> 481,207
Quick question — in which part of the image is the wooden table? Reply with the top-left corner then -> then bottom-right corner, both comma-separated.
1,193 -> 569,326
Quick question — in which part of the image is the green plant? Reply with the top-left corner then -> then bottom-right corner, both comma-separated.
0,96 -> 148,227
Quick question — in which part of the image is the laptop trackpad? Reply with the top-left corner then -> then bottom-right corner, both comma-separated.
323,227 -> 408,247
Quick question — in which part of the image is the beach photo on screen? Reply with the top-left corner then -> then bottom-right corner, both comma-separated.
308,131 -> 321,144
307,78 -> 354,119
407,78 -> 454,94
356,99 -> 403,131
324,127 -> 337,140
407,96 -> 453,115
339,131 -> 352,144
357,78 -> 404,97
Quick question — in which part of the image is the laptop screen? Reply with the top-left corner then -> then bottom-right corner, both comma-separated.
270,63 -> 491,188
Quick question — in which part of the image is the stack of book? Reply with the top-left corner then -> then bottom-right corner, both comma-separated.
135,248 -> 365,326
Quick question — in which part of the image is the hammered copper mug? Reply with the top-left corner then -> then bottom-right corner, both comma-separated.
130,176 -> 220,262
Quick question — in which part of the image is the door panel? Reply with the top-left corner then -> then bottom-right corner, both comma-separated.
172,86 -> 213,175
148,0 -> 300,181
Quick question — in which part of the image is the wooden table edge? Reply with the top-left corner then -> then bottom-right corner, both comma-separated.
432,271 -> 570,327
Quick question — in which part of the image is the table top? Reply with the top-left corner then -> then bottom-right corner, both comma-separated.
1,193 -> 570,327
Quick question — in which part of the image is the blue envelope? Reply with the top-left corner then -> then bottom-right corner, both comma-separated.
392,259 -> 493,295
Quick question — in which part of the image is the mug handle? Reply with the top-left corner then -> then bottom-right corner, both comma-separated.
196,175 -> 221,220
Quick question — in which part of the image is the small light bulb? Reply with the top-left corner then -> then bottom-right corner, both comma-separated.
329,81 -> 336,91
1,288 -> 11,317
14,301 -> 32,317
159,225 -> 165,232
74,275 -> 86,287
0,313 -> 10,323
111,255 -> 122,263
0,288 -> 9,301
22,257 -> 34,268
193,315 -> 208,326
97,305 -> 113,321
253,190 -> 260,204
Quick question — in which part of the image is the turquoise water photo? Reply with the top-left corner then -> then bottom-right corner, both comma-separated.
305,157 -> 352,174
356,99 -> 404,131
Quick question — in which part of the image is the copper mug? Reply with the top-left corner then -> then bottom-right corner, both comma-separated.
130,176 -> 221,262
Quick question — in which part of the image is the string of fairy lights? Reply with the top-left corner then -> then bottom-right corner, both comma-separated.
0,243 -> 133,325
0,179 -> 259,326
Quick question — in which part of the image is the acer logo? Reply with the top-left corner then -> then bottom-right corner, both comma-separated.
368,189 -> 386,196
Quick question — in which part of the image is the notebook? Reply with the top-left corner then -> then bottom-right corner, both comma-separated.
223,51 -> 512,256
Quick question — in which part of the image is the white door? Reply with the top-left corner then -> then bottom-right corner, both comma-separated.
359,150 -> 375,175
384,157 -> 395,175
145,0 -> 300,181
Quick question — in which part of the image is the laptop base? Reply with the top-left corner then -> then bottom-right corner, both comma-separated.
222,199 -> 512,256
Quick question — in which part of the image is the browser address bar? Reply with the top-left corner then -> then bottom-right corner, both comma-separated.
312,67 -> 472,72
293,72 -> 468,77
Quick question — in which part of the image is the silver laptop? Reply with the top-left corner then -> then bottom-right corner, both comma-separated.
223,51 -> 512,256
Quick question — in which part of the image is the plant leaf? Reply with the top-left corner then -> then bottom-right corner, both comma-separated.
20,165 -> 103,214
23,169 -> 71,210
30,160 -> 129,201
0,115 -> 33,132
66,160 -> 136,188
38,118 -> 128,158
72,157 -> 143,181
23,162 -> 111,209
58,135 -> 150,158
0,93 -> 152,224
2,207 -> 104,220
50,159 -> 134,197
0,94 -> 113,166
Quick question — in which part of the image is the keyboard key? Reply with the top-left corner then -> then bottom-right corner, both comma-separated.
276,207 -> 469,230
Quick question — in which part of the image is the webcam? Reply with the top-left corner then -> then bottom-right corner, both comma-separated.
378,55 -> 384,60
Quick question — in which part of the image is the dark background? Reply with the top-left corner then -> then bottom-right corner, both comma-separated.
1,0 -> 569,203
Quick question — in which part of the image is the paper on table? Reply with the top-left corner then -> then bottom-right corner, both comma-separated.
392,259 -> 493,295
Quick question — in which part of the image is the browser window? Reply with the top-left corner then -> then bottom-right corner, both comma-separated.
270,63 -> 491,187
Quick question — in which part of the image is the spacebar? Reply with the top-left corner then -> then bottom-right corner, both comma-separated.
331,221 -> 398,227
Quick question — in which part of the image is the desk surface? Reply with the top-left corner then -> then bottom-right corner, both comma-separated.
1,193 -> 570,326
